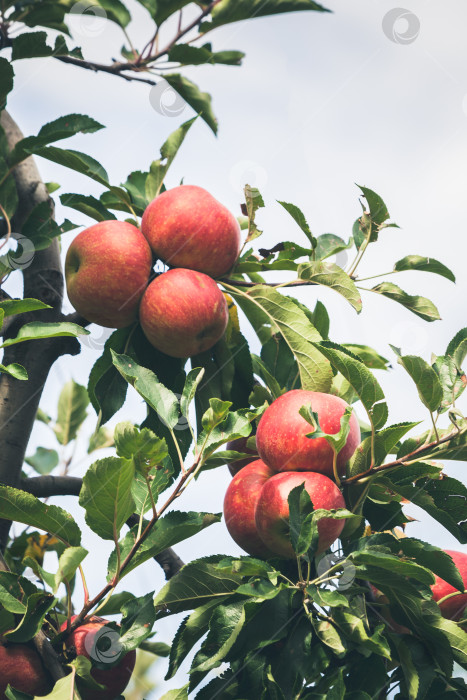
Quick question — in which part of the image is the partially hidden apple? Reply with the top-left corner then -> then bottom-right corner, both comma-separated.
141,185 -> 241,278
431,549 -> 467,621
60,616 -> 136,700
225,436 -> 258,476
224,459 -> 275,558
65,221 -> 153,328
0,643 -> 52,698
255,471 -> 346,557
256,389 -> 361,479
139,268 -> 229,358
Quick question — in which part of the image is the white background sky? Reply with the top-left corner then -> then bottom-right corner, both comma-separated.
4,0 -> 467,695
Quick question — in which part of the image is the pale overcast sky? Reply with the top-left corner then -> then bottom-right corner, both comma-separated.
4,0 -> 467,694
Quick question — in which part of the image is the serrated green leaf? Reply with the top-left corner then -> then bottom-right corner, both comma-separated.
392,350 -> 443,412
25,447 -> 59,475
145,117 -> 197,200
342,344 -> 389,370
164,74 -> 217,134
201,0 -> 330,31
394,255 -> 455,282
114,422 -> 168,471
347,421 -> 420,478
166,600 -> 220,679
180,367 -> 204,418
168,43 -> 244,66
54,546 -> 88,593
191,599 -> 247,674
35,146 -> 110,186
371,282 -> 441,322
0,321 -> 89,348
298,261 -> 362,312
79,457 -> 135,540
0,57 -> 14,110
277,200 -> 315,247
120,592 -> 156,651
4,591 -> 56,642
60,192 -> 116,222
314,233 -> 352,261
87,327 -> 132,425
54,380 -> 89,445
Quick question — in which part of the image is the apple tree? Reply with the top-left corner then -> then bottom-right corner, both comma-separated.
1,2 -> 467,699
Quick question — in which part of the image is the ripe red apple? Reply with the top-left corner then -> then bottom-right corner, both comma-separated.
139,268 -> 229,358
0,643 -> 52,697
255,471 -> 346,557
431,550 -> 467,621
141,185 -> 241,278
60,616 -> 136,700
65,221 -> 153,328
256,390 -> 361,479
225,436 -> 258,476
224,459 -> 275,558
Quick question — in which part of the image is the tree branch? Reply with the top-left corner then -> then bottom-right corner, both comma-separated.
21,477 -> 185,579
0,111 -> 81,550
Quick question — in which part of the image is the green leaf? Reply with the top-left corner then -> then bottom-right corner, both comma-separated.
315,233 -> 352,261
87,327 -> 133,425
154,555 -> 242,616
191,599 -> 247,674
108,511 -> 220,580
333,609 -> 391,659
4,591 -> 56,642
371,282 -> 441,322
9,114 -> 104,166
287,483 -> 317,556
120,592 -> 156,651
446,328 -> 467,369
180,367 -> 205,418
397,538 -> 465,592
0,321 -> 89,348
0,298 -> 51,316
229,285 -> 332,391
139,641 -> 171,656
131,459 -> 173,516
201,398 -> 232,432
145,117 -> 197,200
347,421 -> 420,478
341,344 -> 389,370
153,0 -> 192,24
312,341 -> 388,428
0,572 -> 37,614
87,425 -> 114,453
0,485 -> 81,545
0,57 -> 14,111
433,354 -> 466,413
60,193 -> 117,222
351,549 -> 435,586
277,200 -> 315,247
298,261 -> 362,312
30,673 -> 80,700
111,351 -> 181,430
392,350 -> 443,412
164,74 -> 217,134
202,0 -> 330,31
159,687 -> 188,700
0,363 -> 28,380
302,403 -> 353,454
79,457 -> 135,540
25,447 -> 59,475
311,618 -> 346,656
196,406 -> 259,461
10,31 -> 78,61
54,546 -> 88,593
394,635 -> 435,700
358,185 -> 392,239
168,43 -> 244,66
35,146 -> 110,186
54,380 -> 89,445
93,591 -> 135,617
167,600 -> 219,679
394,255 -> 455,282
114,422 -> 168,473
90,0 -> 132,27
19,200 -> 77,251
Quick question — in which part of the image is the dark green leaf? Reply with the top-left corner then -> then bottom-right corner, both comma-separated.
164,75 -> 217,134
297,261 -> 362,312
120,592 -> 156,651
277,200 -> 315,247
60,193 -> 116,222
168,43 -> 244,66
167,600 -> 219,679
201,0 -> 330,31
145,117 -> 197,200
394,255 -> 455,282
371,282 -> 441,322
347,422 -> 420,478
4,591 -> 56,642
35,146 -> 110,186
54,380 -> 89,445
88,327 -> 133,425
342,344 -> 389,370
392,349 -> 443,413
0,57 -> 14,110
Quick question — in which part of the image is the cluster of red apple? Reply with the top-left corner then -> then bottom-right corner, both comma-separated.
65,185 -> 241,358
224,388 -> 467,628
224,389 -> 361,558
0,616 -> 136,700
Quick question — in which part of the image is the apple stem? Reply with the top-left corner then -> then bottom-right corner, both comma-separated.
332,449 -> 341,488
78,565 -> 90,606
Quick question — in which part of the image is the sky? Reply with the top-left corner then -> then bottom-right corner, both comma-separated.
4,0 -> 467,695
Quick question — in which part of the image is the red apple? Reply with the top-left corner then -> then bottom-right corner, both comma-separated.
431,550 -> 467,621
255,471 -> 346,557
139,268 -> 229,358
0,643 -> 52,698
224,459 -> 275,558
226,436 -> 258,476
141,185 -> 241,278
65,221 -> 153,328
60,616 -> 136,700
256,390 -> 361,479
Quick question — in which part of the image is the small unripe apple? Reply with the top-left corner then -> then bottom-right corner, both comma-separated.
224,459 -> 275,558
0,643 -> 52,698
256,389 -> 361,479
225,436 -> 258,476
60,616 -> 136,700
65,221 -> 153,328
431,549 -> 467,621
255,471 -> 346,557
139,268 -> 228,358
141,185 -> 241,278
